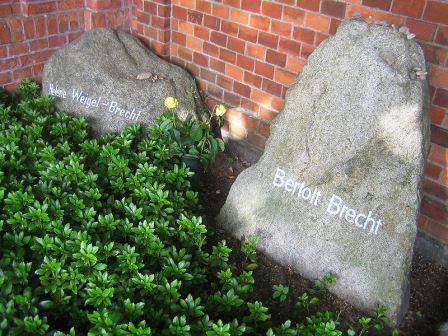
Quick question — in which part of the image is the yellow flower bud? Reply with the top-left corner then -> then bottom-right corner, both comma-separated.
164,97 -> 179,109
215,104 -> 227,117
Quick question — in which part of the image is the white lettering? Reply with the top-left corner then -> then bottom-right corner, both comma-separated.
273,168 -> 285,187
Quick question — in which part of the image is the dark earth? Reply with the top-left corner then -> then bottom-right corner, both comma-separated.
199,150 -> 448,336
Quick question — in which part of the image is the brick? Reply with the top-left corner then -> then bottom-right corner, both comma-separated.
421,43 -> 448,66
23,1 -> 57,15
424,1 -> 448,25
210,58 -> 226,73
421,197 -> 447,222
9,42 -> 29,56
213,4 -> 230,19
279,38 -> 301,57
48,35 -> 66,48
0,55 -> 19,69
203,42 -> 219,57
188,10 -> 203,24
262,78 -> 283,96
23,18 -> 35,39
286,56 -> 305,73
424,178 -> 448,201
217,75 -> 233,90
179,21 -> 195,36
275,68 -> 296,86
211,31 -> 228,47
230,9 -> 249,24
173,6 -> 188,20
220,48 -> 236,63
227,36 -> 244,53
436,26 -> 448,46
186,36 -> 202,51
185,62 -> 200,77
362,0 -> 391,11
247,43 -> 266,59
321,0 -> 347,19
143,1 -> 157,13
244,71 -> 263,88
421,219 -> 448,244
261,1 -> 282,19
425,162 -> 443,180
223,0 -> 241,7
435,88 -> 448,108
196,0 -> 212,13
405,19 -> 437,41
429,143 -> 448,165
226,64 -> 244,81
204,15 -> 220,30
224,92 -> 242,106
258,31 -> 279,49
234,81 -> 251,98
306,12 -> 331,32
194,52 -> 209,67
13,66 -> 33,81
0,21 -> 10,44
258,121 -> 270,137
241,0 -> 262,13
237,54 -> 254,71
0,46 -> 7,58
271,21 -> 292,37
315,33 -> 328,46
68,31 -> 83,42
194,25 -> 209,40
329,18 -> 341,35
9,18 -> 23,42
178,46 -> 193,61
173,31 -> 186,46
430,65 -> 448,88
266,49 -> 287,67
0,71 -> 11,84
431,124 -> 448,148
222,21 -> 239,36
432,106 -> 446,126
300,43 -> 315,59
293,27 -> 315,44
392,0 -> 426,18
180,0 -> 195,8
238,26 -> 258,43
200,68 -> 216,83
58,0 -> 84,10
255,61 -> 274,79
283,6 -> 305,25
0,5 -> 12,18
297,0 -> 320,11
250,15 -> 270,31
208,83 -> 224,99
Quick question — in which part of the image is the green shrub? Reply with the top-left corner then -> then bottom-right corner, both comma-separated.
0,80 -> 390,335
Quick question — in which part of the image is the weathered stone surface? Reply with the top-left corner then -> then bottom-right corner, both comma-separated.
42,29 -> 203,135
217,19 -> 429,325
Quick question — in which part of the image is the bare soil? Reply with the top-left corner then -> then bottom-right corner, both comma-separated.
199,150 -> 448,336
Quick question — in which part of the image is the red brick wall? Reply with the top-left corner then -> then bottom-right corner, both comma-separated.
161,0 -> 448,246
1,0 -> 448,246
0,0 -> 132,90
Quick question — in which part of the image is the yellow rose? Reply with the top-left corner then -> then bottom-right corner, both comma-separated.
214,104 -> 227,117
164,97 -> 179,109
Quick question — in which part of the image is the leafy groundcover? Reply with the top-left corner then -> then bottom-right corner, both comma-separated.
0,80 -> 389,336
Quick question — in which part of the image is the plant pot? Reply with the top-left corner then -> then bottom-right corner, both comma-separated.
181,156 -> 201,189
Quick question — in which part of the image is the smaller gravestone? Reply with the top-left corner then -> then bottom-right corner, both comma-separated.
217,19 -> 430,325
42,29 -> 203,135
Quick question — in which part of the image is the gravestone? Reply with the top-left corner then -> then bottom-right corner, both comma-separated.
42,29 -> 203,135
217,19 -> 429,325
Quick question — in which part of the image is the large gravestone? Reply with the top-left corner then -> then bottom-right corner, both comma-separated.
42,29 -> 203,135
217,19 -> 429,324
